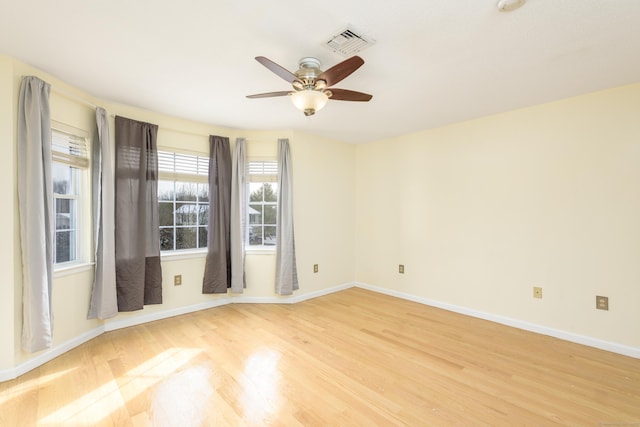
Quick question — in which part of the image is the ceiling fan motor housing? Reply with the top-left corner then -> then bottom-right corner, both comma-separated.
294,57 -> 325,90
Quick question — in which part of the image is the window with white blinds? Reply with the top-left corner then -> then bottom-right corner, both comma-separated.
52,129 -> 89,169
158,150 -> 210,252
247,160 -> 278,247
247,160 -> 277,183
158,150 -> 209,183
51,129 -> 89,265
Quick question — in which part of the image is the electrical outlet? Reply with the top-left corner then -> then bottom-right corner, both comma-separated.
596,295 -> 609,310
533,287 -> 542,299
399,264 -> 405,274
313,264 -> 318,273
174,275 -> 182,286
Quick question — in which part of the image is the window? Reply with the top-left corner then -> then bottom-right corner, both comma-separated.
247,160 -> 278,247
52,129 -> 89,265
158,150 -> 209,251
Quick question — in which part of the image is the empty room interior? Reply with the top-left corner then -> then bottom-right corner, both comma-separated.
1,0 -> 640,425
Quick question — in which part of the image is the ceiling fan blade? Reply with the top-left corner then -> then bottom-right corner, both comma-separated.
246,91 -> 292,99
255,56 -> 300,84
317,56 -> 365,87
328,88 -> 372,102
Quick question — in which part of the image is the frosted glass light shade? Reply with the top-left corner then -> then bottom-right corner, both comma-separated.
290,90 -> 329,116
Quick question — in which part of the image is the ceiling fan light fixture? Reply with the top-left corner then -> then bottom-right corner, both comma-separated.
291,90 -> 329,116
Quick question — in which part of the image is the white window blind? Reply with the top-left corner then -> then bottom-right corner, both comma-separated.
247,160 -> 277,183
52,130 -> 89,169
158,150 -> 209,182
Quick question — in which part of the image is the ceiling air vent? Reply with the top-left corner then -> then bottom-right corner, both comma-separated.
323,27 -> 375,57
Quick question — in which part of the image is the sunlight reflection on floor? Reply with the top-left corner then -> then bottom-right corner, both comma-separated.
151,364 -> 214,427
241,348 -> 282,424
0,368 -> 76,406
38,348 -> 202,425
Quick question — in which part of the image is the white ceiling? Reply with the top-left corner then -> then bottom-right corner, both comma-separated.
1,0 -> 639,143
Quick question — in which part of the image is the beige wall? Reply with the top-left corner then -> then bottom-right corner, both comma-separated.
355,83 -> 640,348
0,55 -> 357,373
0,56 -> 16,370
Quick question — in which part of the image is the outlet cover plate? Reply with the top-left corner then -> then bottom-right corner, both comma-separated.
533,287 -> 542,299
313,264 -> 318,273
174,275 -> 182,286
596,295 -> 609,310
399,264 -> 405,274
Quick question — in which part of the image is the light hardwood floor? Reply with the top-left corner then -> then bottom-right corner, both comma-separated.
1,287 -> 639,426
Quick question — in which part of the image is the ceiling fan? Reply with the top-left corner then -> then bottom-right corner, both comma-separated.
246,55 -> 373,116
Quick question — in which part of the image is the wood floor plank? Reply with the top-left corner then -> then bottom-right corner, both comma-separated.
1,287 -> 639,426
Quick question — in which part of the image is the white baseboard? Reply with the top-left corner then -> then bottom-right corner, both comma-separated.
354,282 -> 640,360
0,327 -> 104,383
233,282 -> 354,304
104,297 -> 232,332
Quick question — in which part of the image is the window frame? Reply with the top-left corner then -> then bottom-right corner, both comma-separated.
246,159 -> 278,250
158,148 -> 210,254
51,123 -> 90,269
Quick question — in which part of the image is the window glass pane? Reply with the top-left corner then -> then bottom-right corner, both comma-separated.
263,205 -> 276,225
264,226 -> 276,246
158,181 -> 174,201
249,225 -> 263,245
158,151 -> 210,253
175,182 -> 197,202
159,202 -> 174,227
176,227 -> 197,250
56,230 -> 75,263
198,183 -> 209,202
249,182 -> 264,202
198,226 -> 208,248
175,203 -> 198,225
160,228 -> 174,251
264,183 -> 277,202
53,163 -> 78,195
55,198 -> 74,230
198,204 -> 209,226
249,204 -> 263,224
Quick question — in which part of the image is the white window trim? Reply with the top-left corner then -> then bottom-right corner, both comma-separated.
158,149 -> 210,252
160,248 -> 208,261
246,159 -> 278,249
245,246 -> 276,255
51,123 -> 91,269
53,262 -> 95,278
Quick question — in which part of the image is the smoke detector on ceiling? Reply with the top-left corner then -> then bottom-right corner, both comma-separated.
323,27 -> 375,57
497,0 -> 526,12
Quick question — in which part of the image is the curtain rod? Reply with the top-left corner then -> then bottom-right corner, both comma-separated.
50,86 -> 279,143
108,114 -> 277,142
51,86 -> 99,110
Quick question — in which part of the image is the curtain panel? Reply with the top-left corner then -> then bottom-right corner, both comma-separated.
230,138 -> 247,293
203,135 -> 232,293
275,138 -> 299,295
88,107 -> 117,319
114,116 -> 162,311
17,76 -> 54,352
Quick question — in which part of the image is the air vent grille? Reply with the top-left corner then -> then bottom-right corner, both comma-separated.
324,27 -> 375,57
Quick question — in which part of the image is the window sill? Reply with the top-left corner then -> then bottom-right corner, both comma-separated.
54,262 -> 95,278
160,247 -> 276,260
161,249 -> 207,261
245,247 -> 276,255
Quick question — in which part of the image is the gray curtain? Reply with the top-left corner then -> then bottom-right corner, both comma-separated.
230,138 -> 246,293
114,116 -> 162,311
275,138 -> 299,295
203,135 -> 232,293
88,108 -> 117,319
17,76 -> 54,352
